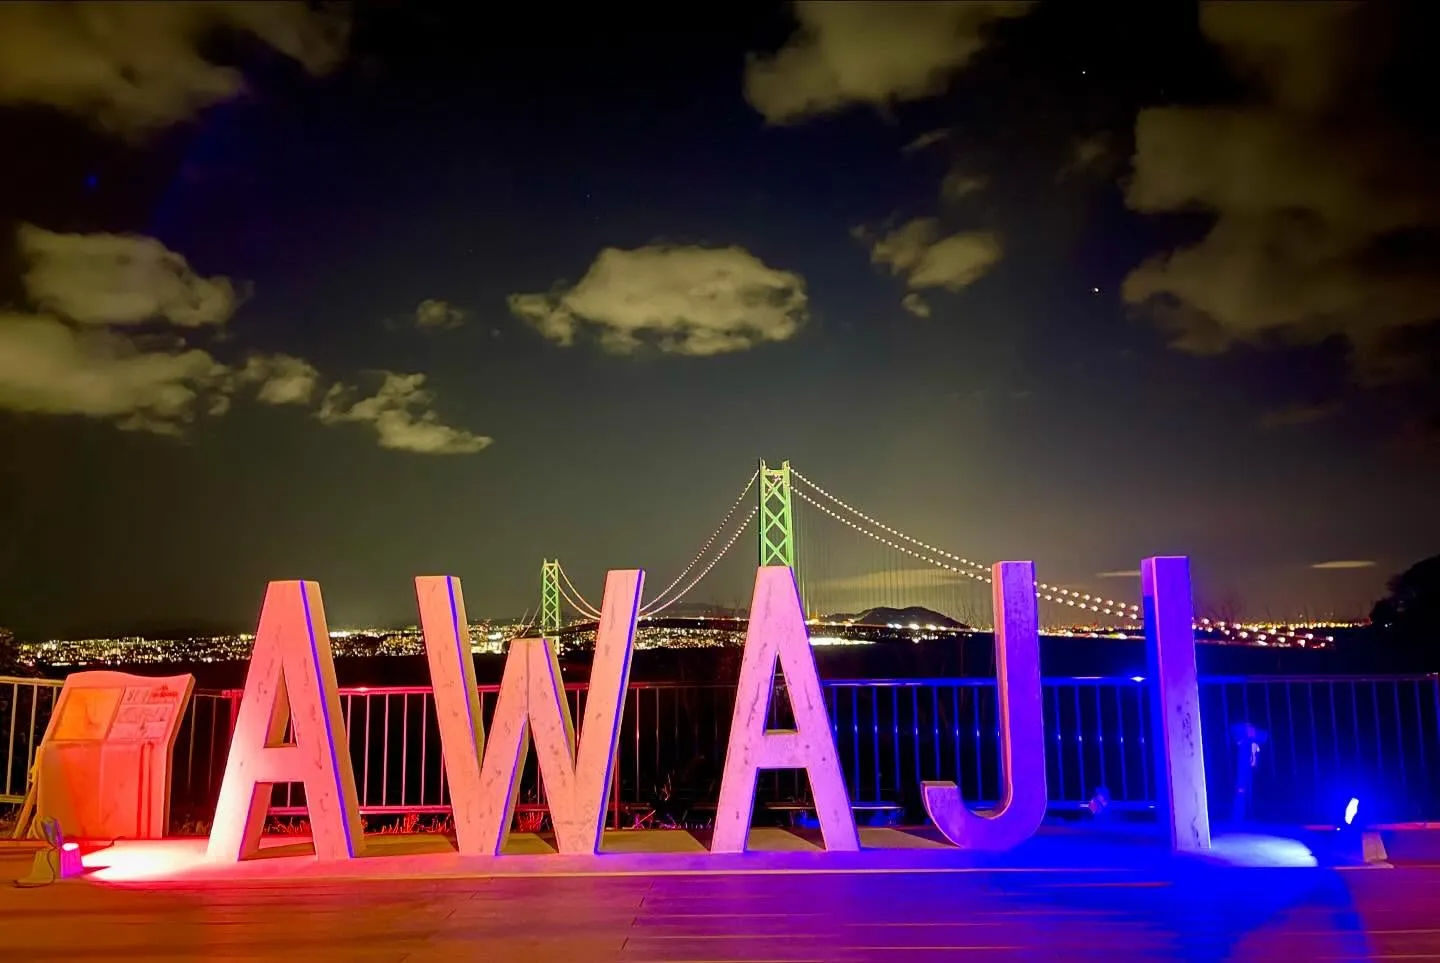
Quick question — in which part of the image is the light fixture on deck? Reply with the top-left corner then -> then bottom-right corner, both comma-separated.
14,818 -> 84,887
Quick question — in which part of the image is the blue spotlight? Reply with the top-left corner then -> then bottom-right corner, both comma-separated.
1344,797 -> 1359,827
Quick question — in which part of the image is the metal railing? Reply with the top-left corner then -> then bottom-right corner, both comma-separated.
1,677 -> 235,813
5,674 -> 1438,828
1,677 -> 61,804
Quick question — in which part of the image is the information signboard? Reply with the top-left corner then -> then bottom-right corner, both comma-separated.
35,671 -> 195,841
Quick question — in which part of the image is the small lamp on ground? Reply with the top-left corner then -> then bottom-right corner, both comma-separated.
15,818 -> 83,886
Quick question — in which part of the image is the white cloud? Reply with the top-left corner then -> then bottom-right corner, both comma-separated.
1310,560 -> 1376,571
318,373 -> 491,456
901,293 -> 932,318
3,225 -> 489,452
19,224 -> 238,327
508,245 -> 808,356
0,312 -> 228,431
1,225 -> 237,433
745,1 -> 1034,124
238,354 -> 320,406
858,218 -> 1002,310
414,299 -> 466,330
0,2 -> 348,135
908,232 -> 1003,290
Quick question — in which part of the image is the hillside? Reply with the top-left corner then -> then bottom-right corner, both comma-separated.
825,606 -> 968,630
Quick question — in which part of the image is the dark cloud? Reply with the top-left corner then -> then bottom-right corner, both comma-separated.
1123,3 -> 1440,382
1258,401 -> 1343,431
0,2 -> 348,136
744,1 -> 1033,124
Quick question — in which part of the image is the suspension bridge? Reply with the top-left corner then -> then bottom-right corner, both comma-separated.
536,460 -> 1326,647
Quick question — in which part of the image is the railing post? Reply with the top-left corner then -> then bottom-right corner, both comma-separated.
4,680 -> 17,800
224,689 -> 242,739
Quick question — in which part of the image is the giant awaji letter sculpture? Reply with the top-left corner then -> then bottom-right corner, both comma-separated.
712,566 -> 859,854
416,574 -> 488,850
418,569 -> 643,855
1143,555 -> 1211,853
207,581 -> 363,863
921,561 -> 1047,850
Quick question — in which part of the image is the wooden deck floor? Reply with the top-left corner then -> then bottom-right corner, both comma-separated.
2,837 -> 1437,961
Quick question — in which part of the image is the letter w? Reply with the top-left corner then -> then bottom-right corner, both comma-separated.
416,569 -> 642,855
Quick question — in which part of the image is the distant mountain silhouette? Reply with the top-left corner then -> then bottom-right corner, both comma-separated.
824,606 -> 968,630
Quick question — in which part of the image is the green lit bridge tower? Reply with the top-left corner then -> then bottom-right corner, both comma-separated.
759,456 -> 797,561
540,559 -> 562,637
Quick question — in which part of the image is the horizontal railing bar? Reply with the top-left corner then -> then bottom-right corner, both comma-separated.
214,672 -> 1440,700
1195,673 -> 1440,684
10,673 -> 1438,699
268,805 -> 455,817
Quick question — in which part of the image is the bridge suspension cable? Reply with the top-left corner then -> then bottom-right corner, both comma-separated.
791,468 -> 1142,621
790,466 -> 1330,645
556,563 -> 602,620
642,506 -> 757,618
640,470 -> 757,615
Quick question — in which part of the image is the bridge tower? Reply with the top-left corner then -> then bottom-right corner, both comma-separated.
539,559 -> 562,637
758,459 -> 796,569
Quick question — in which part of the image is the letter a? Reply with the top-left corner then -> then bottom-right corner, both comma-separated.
712,566 -> 859,854
419,569 -> 643,855
207,581 -> 363,863
922,561 -> 1047,850
1143,555 -> 1211,853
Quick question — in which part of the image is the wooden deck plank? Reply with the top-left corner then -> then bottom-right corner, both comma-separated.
4,846 -> 1439,961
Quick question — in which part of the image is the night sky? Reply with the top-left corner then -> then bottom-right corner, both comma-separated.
1,1 -> 1437,637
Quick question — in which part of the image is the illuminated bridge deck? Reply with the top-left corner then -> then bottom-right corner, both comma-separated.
4,828 -> 1439,961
